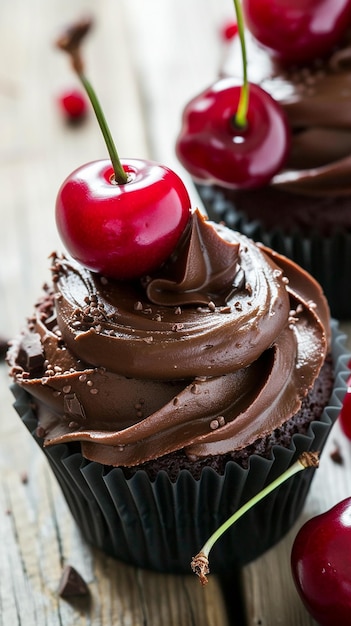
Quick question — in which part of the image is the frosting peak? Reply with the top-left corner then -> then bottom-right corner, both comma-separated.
146,209 -> 241,306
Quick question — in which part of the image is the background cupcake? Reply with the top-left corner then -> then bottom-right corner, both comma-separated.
177,7 -> 351,319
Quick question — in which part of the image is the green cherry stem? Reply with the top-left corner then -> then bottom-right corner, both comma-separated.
56,17 -> 128,185
233,0 -> 249,129
77,71 -> 128,185
191,451 -> 320,586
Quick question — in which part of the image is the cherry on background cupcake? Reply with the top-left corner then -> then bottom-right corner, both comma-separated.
242,0 -> 351,64
176,0 -> 291,190
178,0 -> 351,319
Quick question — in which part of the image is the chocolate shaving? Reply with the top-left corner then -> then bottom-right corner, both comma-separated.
58,565 -> 89,598
64,393 -> 86,421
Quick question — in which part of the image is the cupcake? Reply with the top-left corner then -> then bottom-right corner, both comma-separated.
8,209 -> 349,574
177,25 -> 351,319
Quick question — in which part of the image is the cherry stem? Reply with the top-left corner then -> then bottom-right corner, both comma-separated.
233,0 -> 249,129
191,451 -> 319,586
77,70 -> 128,184
56,18 -> 128,186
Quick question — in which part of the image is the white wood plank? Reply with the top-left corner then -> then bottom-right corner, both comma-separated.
121,0 -> 233,206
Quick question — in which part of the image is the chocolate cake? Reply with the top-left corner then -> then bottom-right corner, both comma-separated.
8,211 -> 348,573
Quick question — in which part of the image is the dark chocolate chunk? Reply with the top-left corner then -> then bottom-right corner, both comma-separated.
17,332 -> 45,375
58,565 -> 89,598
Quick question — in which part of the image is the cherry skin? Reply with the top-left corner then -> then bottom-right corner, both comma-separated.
291,499 -> 351,626
339,377 -> 351,439
56,158 -> 191,280
220,20 -> 238,42
242,0 -> 351,64
176,77 -> 290,189
58,88 -> 88,122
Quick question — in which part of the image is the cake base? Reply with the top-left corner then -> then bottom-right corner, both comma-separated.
11,322 -> 349,574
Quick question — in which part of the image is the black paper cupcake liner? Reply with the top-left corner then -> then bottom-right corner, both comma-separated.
197,184 -> 351,320
12,321 -> 349,574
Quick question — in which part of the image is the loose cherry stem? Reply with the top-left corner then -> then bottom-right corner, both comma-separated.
191,451 -> 320,586
56,17 -> 128,185
232,0 -> 249,129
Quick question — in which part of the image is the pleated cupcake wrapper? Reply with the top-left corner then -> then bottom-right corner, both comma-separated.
197,184 -> 351,320
12,321 -> 349,574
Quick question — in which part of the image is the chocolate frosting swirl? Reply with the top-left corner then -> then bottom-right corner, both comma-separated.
222,31 -> 351,197
146,210 -> 241,306
8,212 -> 330,466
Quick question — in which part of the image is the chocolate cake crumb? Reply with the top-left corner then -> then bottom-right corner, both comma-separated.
20,471 -> 28,484
58,565 -> 89,598
330,442 -> 344,465
0,336 -> 8,359
36,425 -> 46,438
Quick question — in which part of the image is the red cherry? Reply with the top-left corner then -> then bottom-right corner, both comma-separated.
220,20 -> 238,42
55,158 -> 191,280
58,88 -> 88,121
291,499 -> 351,626
242,0 -> 351,64
339,377 -> 351,439
176,77 -> 290,189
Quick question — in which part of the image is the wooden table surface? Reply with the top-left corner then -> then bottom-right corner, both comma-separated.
1,1 -> 351,624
